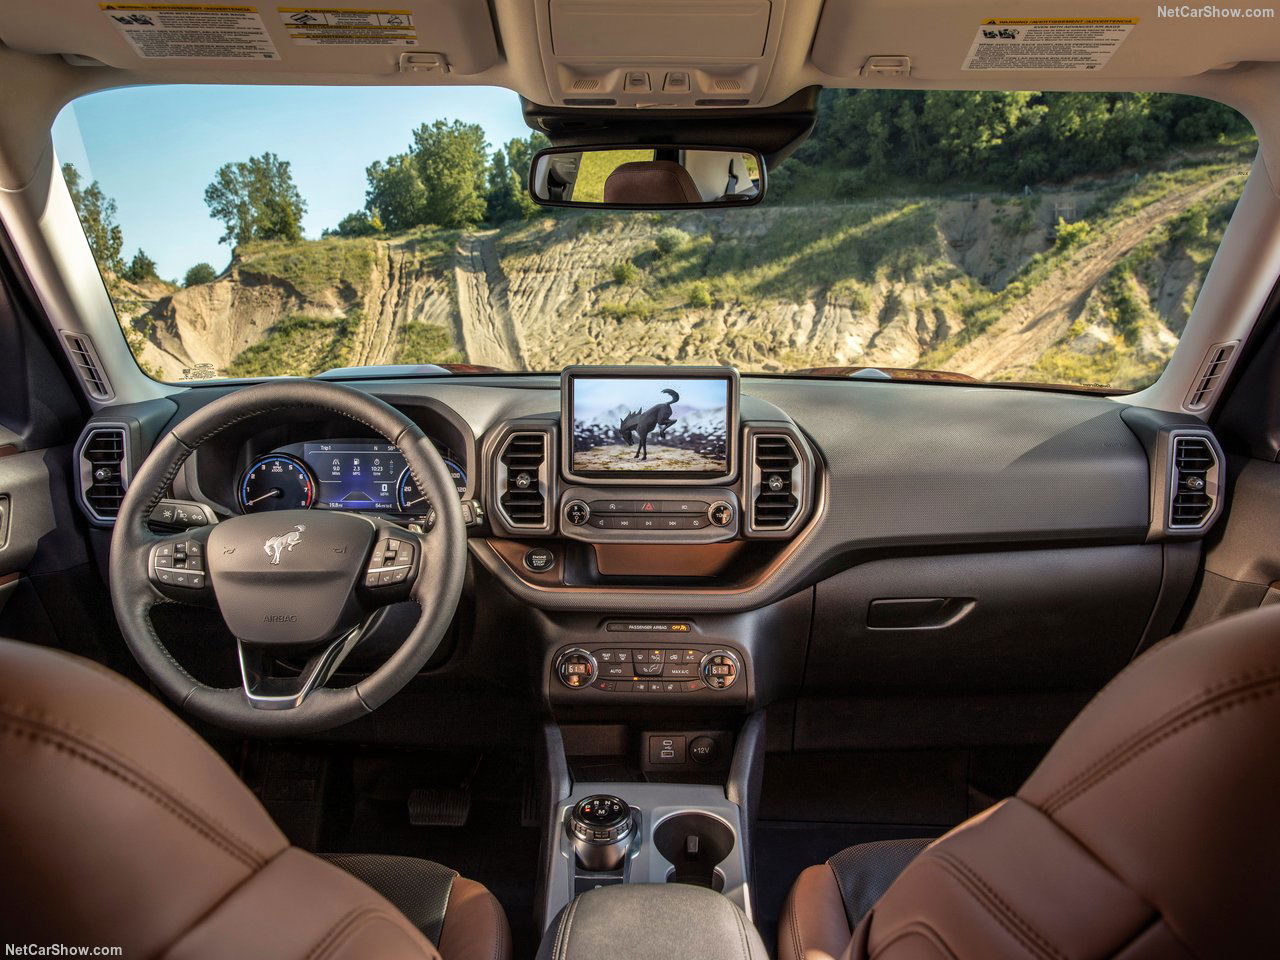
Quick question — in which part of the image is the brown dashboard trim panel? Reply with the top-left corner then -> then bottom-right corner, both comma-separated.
468,474 -> 830,612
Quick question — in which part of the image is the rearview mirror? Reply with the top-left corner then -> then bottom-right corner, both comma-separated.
529,145 -> 765,210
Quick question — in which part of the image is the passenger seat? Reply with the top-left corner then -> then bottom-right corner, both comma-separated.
780,604 -> 1280,959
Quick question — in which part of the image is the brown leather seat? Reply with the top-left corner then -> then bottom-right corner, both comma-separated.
779,603 -> 1280,959
603,160 -> 702,204
0,638 -> 511,960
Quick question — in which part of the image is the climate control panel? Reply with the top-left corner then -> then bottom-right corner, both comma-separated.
554,644 -> 741,695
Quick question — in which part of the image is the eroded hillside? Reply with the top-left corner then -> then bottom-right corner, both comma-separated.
114,156 -> 1249,390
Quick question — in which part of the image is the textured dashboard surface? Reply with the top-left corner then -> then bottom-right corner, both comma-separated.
138,376 -> 1152,612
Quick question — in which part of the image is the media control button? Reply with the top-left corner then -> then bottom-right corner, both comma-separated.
564,500 -> 590,526
707,501 -> 734,527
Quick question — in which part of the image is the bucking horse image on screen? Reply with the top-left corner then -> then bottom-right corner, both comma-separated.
618,389 -> 679,461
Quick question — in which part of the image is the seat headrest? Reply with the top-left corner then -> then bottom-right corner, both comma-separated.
603,160 -> 702,204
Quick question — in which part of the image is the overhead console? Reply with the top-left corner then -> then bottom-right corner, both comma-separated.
534,0 -> 787,108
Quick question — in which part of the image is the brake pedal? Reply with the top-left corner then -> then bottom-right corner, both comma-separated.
408,786 -> 471,827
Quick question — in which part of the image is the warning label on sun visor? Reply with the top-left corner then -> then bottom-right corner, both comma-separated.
963,18 -> 1137,71
277,7 -> 417,45
100,4 -> 281,60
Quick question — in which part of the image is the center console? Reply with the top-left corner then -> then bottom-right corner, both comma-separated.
546,782 -> 753,926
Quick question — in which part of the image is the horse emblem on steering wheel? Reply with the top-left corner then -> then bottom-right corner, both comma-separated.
264,524 -> 306,565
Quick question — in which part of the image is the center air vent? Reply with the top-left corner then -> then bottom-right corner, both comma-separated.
750,434 -> 801,531
77,424 -> 129,523
498,432 -> 549,528
1168,434 -> 1219,530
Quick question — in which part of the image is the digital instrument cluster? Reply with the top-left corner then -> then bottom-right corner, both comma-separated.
238,440 -> 466,515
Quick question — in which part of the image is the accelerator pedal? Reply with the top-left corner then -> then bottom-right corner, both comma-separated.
408,786 -> 471,827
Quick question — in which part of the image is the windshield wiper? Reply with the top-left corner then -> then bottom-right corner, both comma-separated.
314,362 -> 506,379
789,366 -> 1126,395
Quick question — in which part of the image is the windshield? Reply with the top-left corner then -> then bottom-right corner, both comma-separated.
53,86 -> 1254,391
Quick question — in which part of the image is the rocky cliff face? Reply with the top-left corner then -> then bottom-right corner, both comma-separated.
117,162 -> 1245,389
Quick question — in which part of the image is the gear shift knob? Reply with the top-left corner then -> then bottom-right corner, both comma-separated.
567,794 -> 633,872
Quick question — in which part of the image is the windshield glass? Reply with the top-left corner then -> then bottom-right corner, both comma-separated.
53,86 -> 1254,390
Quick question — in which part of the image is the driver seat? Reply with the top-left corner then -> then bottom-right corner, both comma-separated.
0,638 -> 511,960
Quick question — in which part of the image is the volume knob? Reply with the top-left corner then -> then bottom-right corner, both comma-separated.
565,500 -> 590,526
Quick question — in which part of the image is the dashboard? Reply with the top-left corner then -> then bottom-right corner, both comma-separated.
75,365 -> 1224,718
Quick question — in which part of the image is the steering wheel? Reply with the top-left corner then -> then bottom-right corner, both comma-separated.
109,380 -> 468,735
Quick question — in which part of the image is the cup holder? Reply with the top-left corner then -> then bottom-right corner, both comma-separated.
653,812 -> 735,891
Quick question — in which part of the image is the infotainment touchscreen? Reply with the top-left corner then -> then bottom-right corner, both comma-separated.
562,366 -> 738,482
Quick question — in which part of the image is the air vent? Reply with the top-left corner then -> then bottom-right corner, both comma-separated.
1184,340 -> 1238,410
498,432 -> 548,527
62,332 -> 113,401
570,78 -> 602,91
1168,434 -> 1218,530
751,434 -> 801,530
712,78 -> 743,91
78,425 -> 129,523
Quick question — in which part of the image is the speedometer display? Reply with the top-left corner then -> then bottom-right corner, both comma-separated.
397,459 -> 467,513
239,455 -> 315,512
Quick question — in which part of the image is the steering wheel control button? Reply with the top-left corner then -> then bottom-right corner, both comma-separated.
701,649 -> 741,689
366,535 -> 415,587
707,501 -> 735,527
151,538 -> 208,589
556,648 -> 598,689
564,500 -> 590,526
523,547 -> 556,573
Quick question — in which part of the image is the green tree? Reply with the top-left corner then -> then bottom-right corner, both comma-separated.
364,154 -> 426,231
485,133 -> 549,225
203,152 -> 307,247
122,248 -> 158,283
411,120 -> 490,228
332,210 -> 384,237
184,262 -> 217,286
62,162 -> 124,274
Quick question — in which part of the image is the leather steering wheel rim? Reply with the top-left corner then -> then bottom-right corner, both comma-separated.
108,380 -> 468,735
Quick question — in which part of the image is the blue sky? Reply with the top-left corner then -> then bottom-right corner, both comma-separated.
573,377 -> 729,419
52,84 -> 530,280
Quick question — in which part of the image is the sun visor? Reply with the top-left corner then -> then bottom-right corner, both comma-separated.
0,1 -> 501,76
812,0 -> 1280,81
